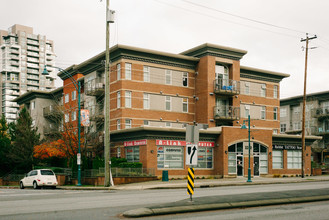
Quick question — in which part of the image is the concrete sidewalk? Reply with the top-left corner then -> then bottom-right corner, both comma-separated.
123,187 -> 329,217
109,175 -> 329,190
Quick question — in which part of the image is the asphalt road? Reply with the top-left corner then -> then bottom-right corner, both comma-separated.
1,182 -> 329,220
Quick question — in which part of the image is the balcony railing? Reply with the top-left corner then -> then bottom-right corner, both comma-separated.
43,105 -> 62,120
85,78 -> 105,96
312,107 -> 329,119
43,124 -> 59,135
214,79 -> 240,95
214,106 -> 240,120
87,104 -> 104,122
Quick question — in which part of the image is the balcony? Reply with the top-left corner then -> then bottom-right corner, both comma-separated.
85,78 -> 105,96
88,104 -> 104,123
214,106 -> 240,121
312,107 -> 329,120
87,131 -> 104,143
214,79 -> 240,96
43,105 -> 62,120
44,124 -> 60,136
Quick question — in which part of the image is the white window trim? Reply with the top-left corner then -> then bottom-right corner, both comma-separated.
125,91 -> 131,108
143,66 -> 150,82
125,63 -> 131,80
72,91 -> 76,101
117,63 -> 121,80
183,98 -> 188,113
117,91 -> 121,108
125,119 -> 132,129
143,93 -> 150,109
65,94 -> 69,103
183,72 -> 188,87
117,119 -> 121,130
261,106 -> 266,120
165,96 -> 171,111
165,70 -> 172,85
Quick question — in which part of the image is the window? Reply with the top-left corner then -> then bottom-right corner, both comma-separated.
125,63 -> 131,80
72,91 -> 76,101
261,106 -> 266,119
117,119 -> 121,130
287,150 -> 302,169
144,120 -> 149,126
125,91 -> 131,108
183,72 -> 188,87
261,84 -> 266,97
165,122 -> 171,127
31,101 -> 35,110
143,93 -> 150,109
191,147 -> 213,169
125,119 -> 131,129
157,146 -> 183,169
65,94 -> 69,103
72,111 -> 76,121
165,96 -> 171,111
126,146 -> 139,162
280,124 -> 286,133
65,113 -> 69,123
280,108 -> 287,118
245,105 -> 250,118
272,150 -> 283,169
293,122 -> 301,130
273,129 -> 278,134
183,98 -> 188,113
273,85 -> 278,98
245,82 -> 250,95
117,63 -> 121,80
293,106 -> 300,114
165,70 -> 172,85
273,107 -> 278,120
143,66 -> 150,82
117,91 -> 121,108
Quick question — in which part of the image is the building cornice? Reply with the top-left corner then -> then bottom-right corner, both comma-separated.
180,43 -> 247,60
240,66 -> 289,83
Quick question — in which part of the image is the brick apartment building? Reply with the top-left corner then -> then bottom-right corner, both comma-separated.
281,91 -> 329,165
15,43 -> 320,178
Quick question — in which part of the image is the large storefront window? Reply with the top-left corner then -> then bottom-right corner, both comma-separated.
157,146 -> 184,169
191,147 -> 213,169
288,150 -> 302,169
272,150 -> 283,169
126,146 -> 140,162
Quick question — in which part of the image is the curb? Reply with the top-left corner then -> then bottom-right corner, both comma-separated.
123,195 -> 329,218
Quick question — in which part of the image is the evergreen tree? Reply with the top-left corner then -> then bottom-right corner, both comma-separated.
8,107 -> 40,172
0,115 -> 11,176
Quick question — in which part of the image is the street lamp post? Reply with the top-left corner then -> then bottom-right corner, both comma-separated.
241,114 -> 252,182
42,65 -> 82,186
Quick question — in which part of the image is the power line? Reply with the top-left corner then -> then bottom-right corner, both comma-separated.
182,0 -> 306,35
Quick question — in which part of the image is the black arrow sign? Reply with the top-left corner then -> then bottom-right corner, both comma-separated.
190,146 -> 197,164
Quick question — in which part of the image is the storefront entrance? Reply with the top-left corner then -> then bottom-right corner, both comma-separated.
254,156 -> 259,176
237,156 -> 243,176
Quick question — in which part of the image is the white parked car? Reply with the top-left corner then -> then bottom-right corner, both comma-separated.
20,169 -> 58,189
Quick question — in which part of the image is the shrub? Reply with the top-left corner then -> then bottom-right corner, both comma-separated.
111,157 -> 127,167
118,162 -> 142,168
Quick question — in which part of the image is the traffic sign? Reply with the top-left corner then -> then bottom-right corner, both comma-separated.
186,144 -> 198,166
187,168 -> 194,196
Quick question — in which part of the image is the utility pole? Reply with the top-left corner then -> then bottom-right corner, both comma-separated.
300,33 -> 317,178
104,0 -> 114,187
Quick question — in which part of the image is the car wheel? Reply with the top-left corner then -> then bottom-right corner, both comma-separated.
33,181 -> 40,189
20,182 -> 24,189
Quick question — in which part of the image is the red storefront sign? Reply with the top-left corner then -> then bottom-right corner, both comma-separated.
156,140 -> 214,147
124,139 -> 147,147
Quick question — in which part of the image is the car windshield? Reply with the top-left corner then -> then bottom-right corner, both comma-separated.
41,170 -> 55,175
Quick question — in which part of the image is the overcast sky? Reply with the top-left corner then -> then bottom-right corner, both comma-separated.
2,0 -> 329,98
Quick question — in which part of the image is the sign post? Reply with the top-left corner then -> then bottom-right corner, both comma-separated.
187,168 -> 195,201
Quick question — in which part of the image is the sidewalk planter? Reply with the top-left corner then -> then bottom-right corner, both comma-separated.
56,175 -> 66,186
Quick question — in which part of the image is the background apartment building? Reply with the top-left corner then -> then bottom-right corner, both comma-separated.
0,24 -> 56,123
280,91 -> 329,164
16,43 -> 320,178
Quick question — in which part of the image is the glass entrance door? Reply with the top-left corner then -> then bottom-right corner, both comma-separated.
254,156 -> 259,176
237,156 -> 243,176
